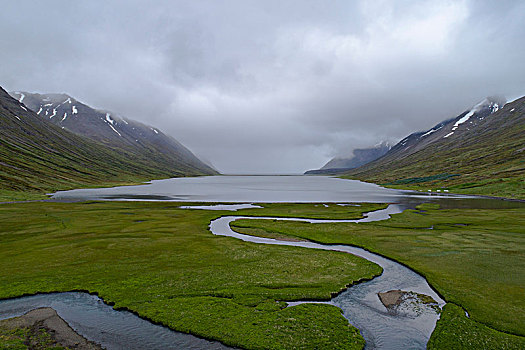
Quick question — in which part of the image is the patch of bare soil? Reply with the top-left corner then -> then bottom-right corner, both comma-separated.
0,307 -> 102,349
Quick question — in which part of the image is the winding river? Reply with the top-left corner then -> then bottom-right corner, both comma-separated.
3,176 -> 523,349
0,203 -> 444,349
209,204 -> 445,349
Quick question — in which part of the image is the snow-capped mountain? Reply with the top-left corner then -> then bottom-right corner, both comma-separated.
386,96 -> 506,159
10,91 -> 217,175
1,86 -> 216,193
344,95 -> 524,197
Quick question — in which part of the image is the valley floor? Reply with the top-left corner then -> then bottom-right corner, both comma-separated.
0,201 -> 523,349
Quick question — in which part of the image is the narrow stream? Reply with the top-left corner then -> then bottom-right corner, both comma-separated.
0,292 -> 231,350
0,203 -> 438,350
5,201 -> 511,349
209,204 -> 445,349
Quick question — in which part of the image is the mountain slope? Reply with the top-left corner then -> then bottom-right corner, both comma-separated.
344,97 -> 525,199
0,87 -> 212,198
10,91 -> 217,176
305,143 -> 390,175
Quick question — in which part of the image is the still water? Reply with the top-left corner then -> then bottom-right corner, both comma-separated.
5,176 -> 521,349
51,175 -> 523,210
52,175 -> 459,203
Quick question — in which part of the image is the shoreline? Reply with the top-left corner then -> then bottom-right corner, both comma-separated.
0,307 -> 102,350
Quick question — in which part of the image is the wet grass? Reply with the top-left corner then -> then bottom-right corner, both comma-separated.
428,304 -> 525,349
0,326 -> 66,350
0,201 -> 383,349
0,189 -> 49,202
231,204 -> 525,344
221,202 -> 387,220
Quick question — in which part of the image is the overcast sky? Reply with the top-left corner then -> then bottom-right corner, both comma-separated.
1,1 -> 524,173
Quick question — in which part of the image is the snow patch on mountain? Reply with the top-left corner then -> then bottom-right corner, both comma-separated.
421,125 -> 443,137
105,113 -> 115,125
107,123 -> 122,136
103,113 -> 121,136
443,97 -> 505,139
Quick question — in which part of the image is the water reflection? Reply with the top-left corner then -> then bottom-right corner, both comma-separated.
49,175 -> 524,209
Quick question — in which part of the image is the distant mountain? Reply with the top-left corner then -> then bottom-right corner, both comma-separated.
375,96 -> 505,161
10,91 -> 217,176
344,96 -> 525,198
305,143 -> 390,175
0,87 -> 215,194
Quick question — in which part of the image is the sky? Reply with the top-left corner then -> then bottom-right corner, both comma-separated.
1,0 -> 525,174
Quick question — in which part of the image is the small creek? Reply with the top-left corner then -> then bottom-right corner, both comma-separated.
2,196 -> 522,349
0,292 -> 231,350
209,204 -> 445,349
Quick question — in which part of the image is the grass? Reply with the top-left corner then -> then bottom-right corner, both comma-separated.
385,173 -> 460,185
0,189 -> 49,202
0,202 -> 384,349
231,204 -> 525,345
223,202 -> 387,220
0,328 -> 29,350
0,88 -> 217,199
0,327 -> 66,350
342,98 -> 525,199
375,176 -> 525,200
428,304 -> 525,349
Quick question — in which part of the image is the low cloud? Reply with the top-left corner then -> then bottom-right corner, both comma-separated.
1,0 -> 524,173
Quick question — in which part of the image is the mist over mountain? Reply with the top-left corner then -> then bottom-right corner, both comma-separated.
344,96 -> 524,198
2,1 -> 525,173
304,143 -> 391,175
0,86 -> 215,194
10,91 -> 217,176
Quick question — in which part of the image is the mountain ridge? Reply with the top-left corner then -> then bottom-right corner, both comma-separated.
304,143 -> 391,175
10,91 -> 217,176
0,86 -> 216,199
342,96 -> 525,198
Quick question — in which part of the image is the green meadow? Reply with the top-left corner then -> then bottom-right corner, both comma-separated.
0,202 -> 383,349
1,200 -> 524,349
231,203 -> 525,348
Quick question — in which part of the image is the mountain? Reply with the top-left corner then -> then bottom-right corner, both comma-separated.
0,86 -> 214,197
343,96 -> 525,198
304,143 -> 390,175
10,91 -> 217,176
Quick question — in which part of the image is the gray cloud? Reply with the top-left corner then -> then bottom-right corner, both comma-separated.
1,0 -> 524,173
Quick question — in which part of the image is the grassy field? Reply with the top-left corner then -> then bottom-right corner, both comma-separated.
231,204 -> 525,347
370,176 -> 525,200
0,202 -> 384,349
428,304 -> 525,349
2,200 -> 523,348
